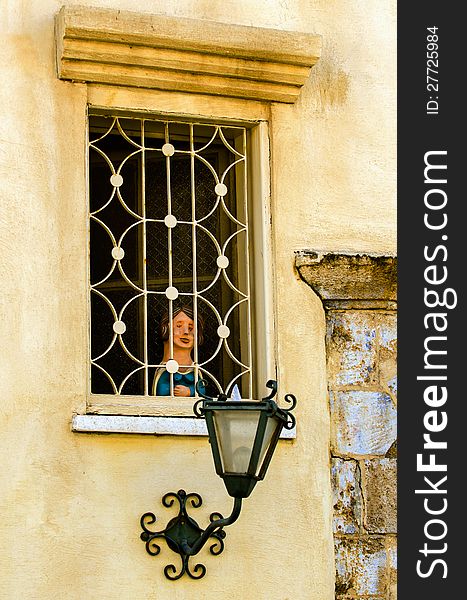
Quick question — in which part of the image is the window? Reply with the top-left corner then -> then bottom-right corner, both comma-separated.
56,4 -> 319,433
88,111 -> 272,414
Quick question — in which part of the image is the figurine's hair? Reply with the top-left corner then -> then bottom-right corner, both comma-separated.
159,304 -> 205,346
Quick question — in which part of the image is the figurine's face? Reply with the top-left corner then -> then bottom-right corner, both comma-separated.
172,311 -> 195,350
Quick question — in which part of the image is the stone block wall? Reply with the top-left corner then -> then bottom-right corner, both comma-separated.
296,253 -> 397,600
329,311 -> 397,599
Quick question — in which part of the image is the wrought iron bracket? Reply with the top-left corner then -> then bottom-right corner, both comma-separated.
140,489 -> 242,580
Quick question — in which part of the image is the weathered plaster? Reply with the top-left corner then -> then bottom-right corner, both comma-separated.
331,458 -> 363,535
362,458 -> 397,534
335,537 -> 388,597
330,390 -> 397,457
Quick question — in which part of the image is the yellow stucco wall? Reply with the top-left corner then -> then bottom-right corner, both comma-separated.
0,1 -> 395,599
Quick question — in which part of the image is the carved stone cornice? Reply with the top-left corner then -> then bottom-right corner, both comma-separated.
55,5 -> 321,104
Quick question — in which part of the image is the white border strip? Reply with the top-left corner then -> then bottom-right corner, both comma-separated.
72,414 -> 296,438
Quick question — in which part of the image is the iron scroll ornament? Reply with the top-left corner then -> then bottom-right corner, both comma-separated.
140,489 -> 242,580
193,378 -> 297,431
140,379 -> 296,579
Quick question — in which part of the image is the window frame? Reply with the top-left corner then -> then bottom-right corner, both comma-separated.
83,105 -> 276,421
57,5 -> 320,439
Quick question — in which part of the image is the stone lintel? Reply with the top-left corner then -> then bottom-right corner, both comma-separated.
295,251 -> 397,310
56,5 -> 322,104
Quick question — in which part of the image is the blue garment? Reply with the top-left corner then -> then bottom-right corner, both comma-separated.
155,369 -> 205,397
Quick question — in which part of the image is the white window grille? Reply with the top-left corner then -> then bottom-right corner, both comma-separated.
88,112 -> 256,401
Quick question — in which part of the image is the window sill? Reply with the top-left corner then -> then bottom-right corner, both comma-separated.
72,413 -> 296,438
86,395 -> 200,417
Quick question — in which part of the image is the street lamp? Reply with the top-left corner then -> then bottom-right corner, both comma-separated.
140,380 -> 296,580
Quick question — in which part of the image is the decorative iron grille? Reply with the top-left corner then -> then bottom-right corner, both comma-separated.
88,114 -> 252,399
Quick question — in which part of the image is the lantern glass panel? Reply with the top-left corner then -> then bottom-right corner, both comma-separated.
212,410 -> 279,475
